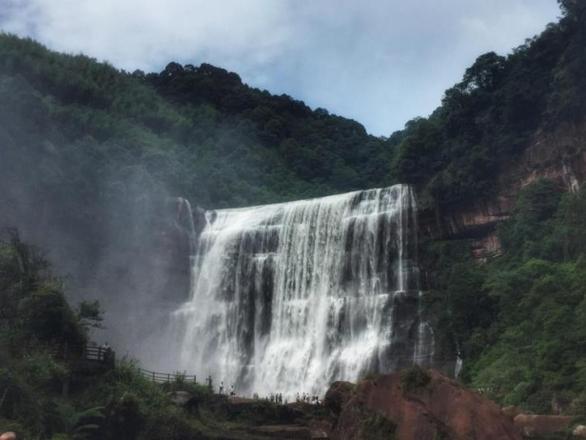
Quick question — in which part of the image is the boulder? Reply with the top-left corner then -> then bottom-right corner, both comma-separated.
168,390 -> 193,406
329,369 -> 522,440
502,405 -> 523,418
0,433 -> 16,440
513,414 -> 573,437
324,381 -> 355,416
574,425 -> 586,438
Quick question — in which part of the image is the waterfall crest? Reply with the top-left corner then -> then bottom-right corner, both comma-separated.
172,184 -> 433,397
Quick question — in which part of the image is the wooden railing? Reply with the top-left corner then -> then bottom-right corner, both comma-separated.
82,345 -> 115,368
138,368 -> 198,384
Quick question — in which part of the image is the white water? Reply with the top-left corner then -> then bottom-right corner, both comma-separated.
171,185 -> 433,397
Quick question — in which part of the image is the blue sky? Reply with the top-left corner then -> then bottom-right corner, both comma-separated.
1,0 -> 561,135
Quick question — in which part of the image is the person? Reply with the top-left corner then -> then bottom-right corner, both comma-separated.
103,342 -> 114,366
100,342 -> 110,361
230,384 -> 235,396
219,381 -> 224,395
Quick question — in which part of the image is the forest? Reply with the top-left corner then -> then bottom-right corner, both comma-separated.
0,0 -> 585,438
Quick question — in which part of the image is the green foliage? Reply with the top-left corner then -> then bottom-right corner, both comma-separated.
0,231 -> 87,355
19,285 -> 86,349
104,393 -> 144,440
142,407 -> 203,440
392,10 -> 584,209
498,179 -> 562,259
400,365 -> 431,393
0,367 -> 43,432
0,32 -> 391,218
436,182 -> 586,413
19,352 -> 68,390
360,413 -> 396,440
0,3 -> 584,431
49,402 -> 104,440
77,301 -> 104,330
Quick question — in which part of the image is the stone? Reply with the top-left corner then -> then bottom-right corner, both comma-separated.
573,425 -> 586,438
502,405 -> 523,418
0,433 -> 16,440
168,390 -> 193,406
513,414 -> 573,437
329,369 -> 522,440
324,381 -> 355,416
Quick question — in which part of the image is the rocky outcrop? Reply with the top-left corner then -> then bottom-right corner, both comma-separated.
574,425 -> 586,438
513,414 -> 573,438
421,121 -> 586,261
326,369 -> 522,440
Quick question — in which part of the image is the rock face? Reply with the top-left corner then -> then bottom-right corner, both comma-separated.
513,414 -> 573,438
420,121 -> 586,261
326,369 -> 522,440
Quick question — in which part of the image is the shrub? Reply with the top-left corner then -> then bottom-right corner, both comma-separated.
360,413 -> 396,440
400,365 -> 431,393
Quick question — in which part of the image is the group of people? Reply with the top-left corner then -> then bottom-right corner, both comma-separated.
296,392 -> 321,405
204,377 -> 323,406
217,380 -> 236,396
268,393 -> 285,404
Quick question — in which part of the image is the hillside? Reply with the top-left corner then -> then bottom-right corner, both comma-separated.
1,0 -> 586,437
0,33 -> 392,351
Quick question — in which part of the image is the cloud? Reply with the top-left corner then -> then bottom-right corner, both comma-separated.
0,0 -> 561,135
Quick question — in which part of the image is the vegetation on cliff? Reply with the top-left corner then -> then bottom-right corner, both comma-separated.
392,0 -> 586,209
428,180 -> 586,414
0,231 -> 323,439
0,0 -> 585,432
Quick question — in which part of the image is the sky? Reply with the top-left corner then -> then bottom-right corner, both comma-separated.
0,0 -> 561,136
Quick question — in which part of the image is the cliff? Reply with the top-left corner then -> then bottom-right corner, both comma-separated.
420,119 -> 586,261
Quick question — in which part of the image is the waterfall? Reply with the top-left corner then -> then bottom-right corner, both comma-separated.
171,184 -> 433,397
175,197 -> 197,249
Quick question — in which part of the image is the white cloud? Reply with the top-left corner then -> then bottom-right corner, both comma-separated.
0,0 -> 561,135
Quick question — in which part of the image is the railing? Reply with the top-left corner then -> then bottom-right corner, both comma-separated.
84,345 -> 110,360
138,368 -> 198,384
81,345 -> 115,368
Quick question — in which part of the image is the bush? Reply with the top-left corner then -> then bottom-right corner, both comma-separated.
142,408 -> 203,440
105,393 -> 145,440
360,413 -> 397,440
400,365 -> 431,393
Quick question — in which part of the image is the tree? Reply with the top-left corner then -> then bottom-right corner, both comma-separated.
459,52 -> 507,93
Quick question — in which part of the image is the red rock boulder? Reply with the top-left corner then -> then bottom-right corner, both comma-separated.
513,414 -> 573,437
327,368 -> 522,440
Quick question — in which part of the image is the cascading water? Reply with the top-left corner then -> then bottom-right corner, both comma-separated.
171,184 -> 433,397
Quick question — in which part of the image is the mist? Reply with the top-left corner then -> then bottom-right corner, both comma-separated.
0,72 -> 196,369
